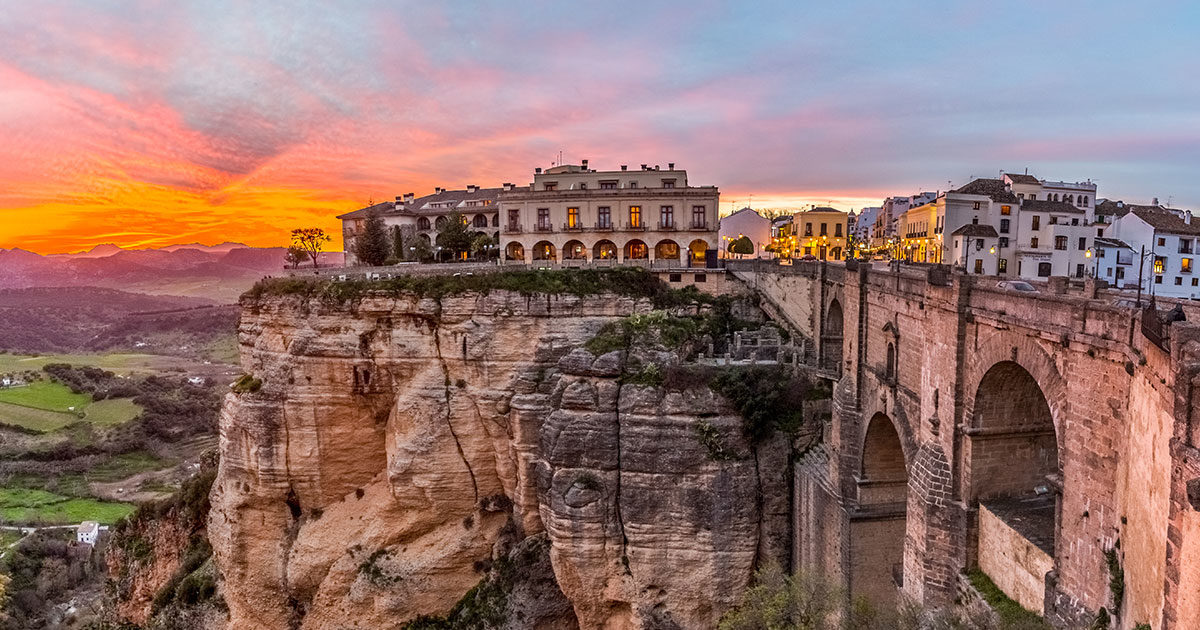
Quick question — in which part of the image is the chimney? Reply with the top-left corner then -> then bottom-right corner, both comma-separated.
467,184 -> 478,193
581,159 -> 588,169
654,164 -> 660,170
535,167 -> 542,174
640,164 -> 648,170
1187,210 -> 1193,225
668,162 -> 675,170
404,192 -> 415,203
394,196 -> 403,210
621,165 -> 627,171
502,182 -> 513,192
1153,197 -> 1159,206
435,187 -> 444,194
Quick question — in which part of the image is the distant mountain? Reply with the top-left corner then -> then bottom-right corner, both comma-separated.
0,287 -> 229,355
160,241 -> 249,253
0,244 -> 318,302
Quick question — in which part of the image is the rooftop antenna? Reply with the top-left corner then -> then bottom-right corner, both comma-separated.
1168,195 -> 1174,207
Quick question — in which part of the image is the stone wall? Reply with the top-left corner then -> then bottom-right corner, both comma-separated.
977,504 -> 1053,615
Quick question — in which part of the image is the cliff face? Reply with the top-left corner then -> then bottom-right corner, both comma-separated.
209,289 -> 791,629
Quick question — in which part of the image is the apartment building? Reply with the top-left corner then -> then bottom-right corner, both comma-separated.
895,172 -> 1101,280
1112,206 -> 1200,299
339,186 -> 502,264
497,161 -> 719,266
791,207 -> 850,260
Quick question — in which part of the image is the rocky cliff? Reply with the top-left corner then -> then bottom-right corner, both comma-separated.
209,275 -> 805,629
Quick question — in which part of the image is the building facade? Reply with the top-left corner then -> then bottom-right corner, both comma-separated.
1112,206 -> 1200,299
895,173 -> 1102,280
791,207 -> 850,260
718,207 -> 773,259
339,186 -> 503,265
496,162 -> 719,266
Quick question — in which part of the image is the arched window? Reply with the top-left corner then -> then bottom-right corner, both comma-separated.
418,217 -> 431,231
886,343 -> 896,380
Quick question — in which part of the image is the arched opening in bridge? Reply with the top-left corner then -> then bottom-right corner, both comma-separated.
851,412 -> 909,609
967,361 -> 1060,615
822,299 -> 844,374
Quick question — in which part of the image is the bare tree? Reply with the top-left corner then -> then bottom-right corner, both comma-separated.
291,228 -> 331,269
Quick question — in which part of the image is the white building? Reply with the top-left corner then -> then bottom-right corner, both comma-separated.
1111,206 -> 1200,299
77,521 -> 99,546
339,186 -> 503,265
497,162 -> 719,266
1093,237 -> 1136,288
718,207 -> 773,259
895,172 -> 1101,279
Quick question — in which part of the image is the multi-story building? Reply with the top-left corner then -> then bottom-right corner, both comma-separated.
497,161 -> 719,266
1111,205 -> 1200,299
873,193 -> 936,249
792,207 -> 849,260
895,172 -> 1101,279
339,186 -> 502,264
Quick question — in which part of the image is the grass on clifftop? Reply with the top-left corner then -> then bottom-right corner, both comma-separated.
246,267 -> 709,307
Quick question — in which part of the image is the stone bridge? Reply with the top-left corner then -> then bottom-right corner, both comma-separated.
727,260 -> 1200,630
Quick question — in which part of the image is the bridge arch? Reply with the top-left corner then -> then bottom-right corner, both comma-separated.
961,338 -> 1066,615
822,298 -> 844,373
852,411 -> 911,609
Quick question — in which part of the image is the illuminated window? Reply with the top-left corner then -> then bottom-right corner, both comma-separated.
1183,258 -> 1193,273
973,201 -> 981,210
567,207 -> 579,228
1001,205 -> 1011,215
629,205 -> 642,228
1154,257 -> 1165,274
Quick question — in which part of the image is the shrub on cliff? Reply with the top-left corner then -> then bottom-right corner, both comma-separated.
246,267 -> 708,307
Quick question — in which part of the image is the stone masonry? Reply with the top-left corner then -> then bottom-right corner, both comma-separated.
729,260 -> 1200,630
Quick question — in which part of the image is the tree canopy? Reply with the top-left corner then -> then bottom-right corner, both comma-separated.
354,213 -> 390,266
729,235 -> 755,255
291,228 -> 331,269
435,212 -> 473,260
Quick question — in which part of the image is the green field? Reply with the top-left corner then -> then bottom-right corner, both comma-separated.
0,400 -> 78,432
0,528 -> 23,549
0,488 -> 135,525
0,380 -> 141,432
83,398 -> 143,426
0,352 -> 227,375
0,381 -> 90,413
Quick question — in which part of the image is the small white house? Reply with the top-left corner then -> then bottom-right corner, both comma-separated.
718,207 -> 774,259
77,521 -> 99,546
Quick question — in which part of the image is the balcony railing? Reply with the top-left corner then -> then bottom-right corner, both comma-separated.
625,223 -> 647,231
534,223 -> 553,232
562,222 -> 584,231
691,222 -> 709,230
505,224 -> 522,234
659,221 -> 677,230
594,222 -> 614,231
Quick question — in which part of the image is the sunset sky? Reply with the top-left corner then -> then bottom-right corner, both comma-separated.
2,1 -> 1199,254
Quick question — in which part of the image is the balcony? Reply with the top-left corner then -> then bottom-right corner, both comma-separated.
562,222 -> 584,232
690,222 -> 710,231
504,224 -> 523,234
594,222 -> 614,231
534,223 -> 554,233
625,223 -> 647,231
659,221 -> 677,231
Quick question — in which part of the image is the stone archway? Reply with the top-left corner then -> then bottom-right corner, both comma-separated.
822,299 -> 844,373
532,241 -> 557,261
563,240 -> 587,260
965,360 -> 1061,615
505,241 -> 524,261
624,239 -> 648,260
594,240 -> 617,261
654,239 -> 681,263
852,412 -> 911,609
